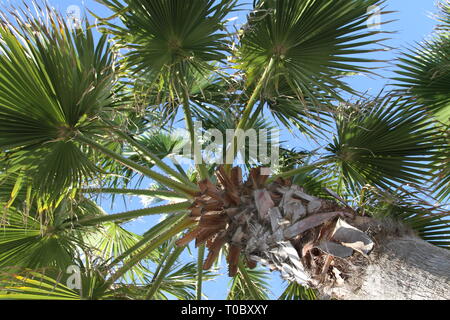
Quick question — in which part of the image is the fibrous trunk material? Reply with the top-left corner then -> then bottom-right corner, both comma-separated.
322,231 -> 450,300
177,167 -> 377,290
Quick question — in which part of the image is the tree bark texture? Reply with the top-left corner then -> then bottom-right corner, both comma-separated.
323,234 -> 450,300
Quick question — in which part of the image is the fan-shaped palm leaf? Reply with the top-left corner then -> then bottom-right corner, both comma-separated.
227,262 -> 271,300
0,269 -> 81,300
84,222 -> 150,283
324,96 -> 442,192
361,187 -> 450,249
98,0 -> 237,84
394,1 -> 450,124
0,207 -> 79,270
433,128 -> 450,202
238,0 -> 390,105
279,282 -> 317,300
0,5 -> 121,195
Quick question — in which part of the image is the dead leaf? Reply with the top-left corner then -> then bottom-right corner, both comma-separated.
231,226 -> 245,244
331,218 -> 374,255
254,189 -> 275,220
227,245 -> 241,277
332,267 -> 345,286
203,235 -> 227,269
307,200 -> 323,214
316,241 -> 354,258
268,207 -> 282,231
283,211 -> 345,239
176,228 -> 202,247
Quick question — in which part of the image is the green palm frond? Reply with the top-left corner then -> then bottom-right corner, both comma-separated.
437,1 -> 450,31
84,222 -> 151,283
279,282 -> 317,300
324,96 -> 442,192
191,105 -> 278,171
156,260 -> 216,300
101,131 -> 188,190
0,0 -> 448,302
190,75 -> 243,112
360,186 -> 450,249
0,172 -> 36,213
110,239 -> 213,300
126,132 -> 187,174
0,207 -> 78,269
278,148 -> 311,173
98,0 -> 237,86
433,128 -> 450,202
395,40 -> 450,124
130,64 -> 236,126
108,260 -> 213,300
227,262 -> 271,300
145,244 -> 198,300
239,0 -> 390,105
0,262 -> 119,300
0,4 -> 122,195
264,84 -> 334,137
0,195 -> 106,270
293,170 -> 341,200
4,142 -> 99,196
0,269 -> 81,300
394,2 -> 450,124
153,262 -> 198,300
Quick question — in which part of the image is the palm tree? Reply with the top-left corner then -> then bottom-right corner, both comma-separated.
0,0 -> 449,300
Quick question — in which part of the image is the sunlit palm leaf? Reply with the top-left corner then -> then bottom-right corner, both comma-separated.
324,96 -> 442,191
227,262 -> 270,300
98,0 -> 237,85
0,270 -> 80,300
121,132 -> 188,187
0,264 -> 119,300
239,0 -> 390,105
279,282 -> 317,300
394,2 -> 450,124
0,195 -> 106,270
84,222 -> 152,283
362,187 -> 450,249
156,261 -> 215,300
109,260 -> 212,300
433,129 -> 450,202
0,5 -> 121,194
0,207 -> 80,269
189,104 -> 280,174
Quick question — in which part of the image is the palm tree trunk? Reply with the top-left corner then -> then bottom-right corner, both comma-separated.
245,196 -> 450,300
321,233 -> 450,300
179,169 -> 450,300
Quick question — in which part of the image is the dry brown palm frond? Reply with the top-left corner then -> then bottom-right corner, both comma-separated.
177,166 -> 373,288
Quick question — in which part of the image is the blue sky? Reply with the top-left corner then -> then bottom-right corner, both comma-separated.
3,0 -> 444,300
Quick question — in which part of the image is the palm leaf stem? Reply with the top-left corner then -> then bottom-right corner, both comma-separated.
196,244 -> 206,300
181,89 -> 209,180
266,159 -> 332,184
108,214 -> 189,269
75,134 -> 199,197
108,124 -> 196,187
80,188 -> 187,200
145,242 -> 186,300
225,57 -> 275,171
104,216 -> 195,287
237,260 -> 264,300
73,201 -> 191,226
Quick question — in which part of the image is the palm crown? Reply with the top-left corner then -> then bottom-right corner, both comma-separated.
0,0 -> 448,300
